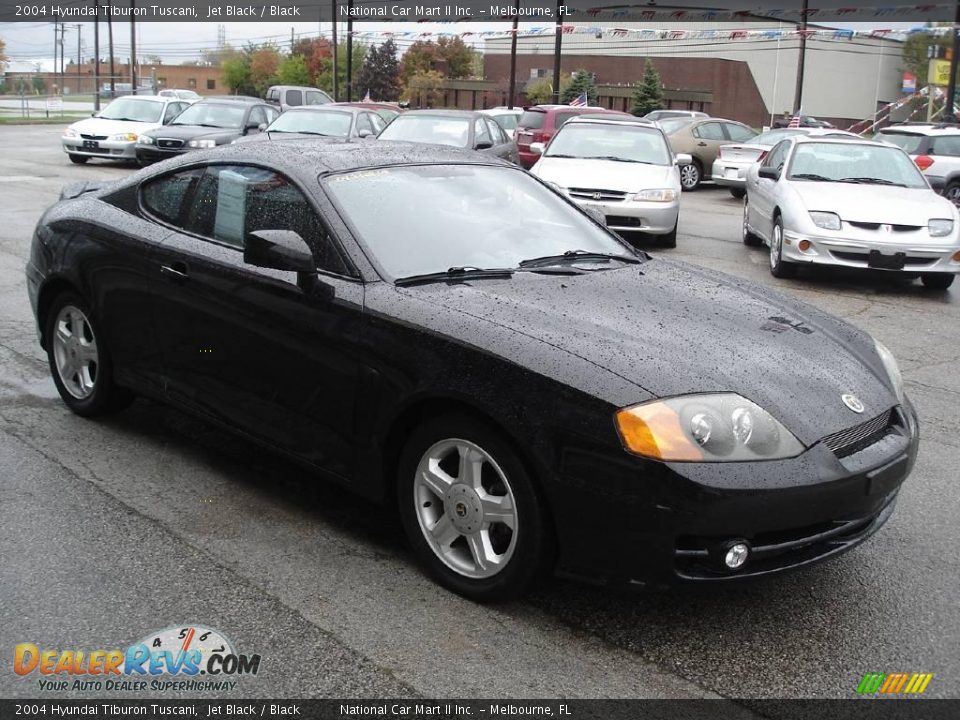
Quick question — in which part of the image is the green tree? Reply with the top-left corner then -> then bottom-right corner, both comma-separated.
561,70 -> 597,105
222,51 -> 254,95
32,75 -> 46,94
524,74 -> 570,105
404,69 -> 446,108
436,36 -> 476,79
632,59 -> 665,116
356,39 -> 401,101
277,54 -> 311,86
290,37 -> 331,83
249,46 -> 281,95
315,41 -> 367,98
901,28 -> 950,87
400,40 -> 440,86
0,37 -> 8,72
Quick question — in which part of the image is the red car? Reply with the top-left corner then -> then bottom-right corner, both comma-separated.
331,102 -> 404,124
515,105 -> 629,168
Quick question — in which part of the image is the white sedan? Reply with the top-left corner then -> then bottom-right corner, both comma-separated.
743,135 -> 960,289
61,95 -> 192,164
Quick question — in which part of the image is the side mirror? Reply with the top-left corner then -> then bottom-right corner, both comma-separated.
357,129 -> 373,138
257,123 -> 268,132
244,230 -> 315,273
583,205 -> 607,226
245,122 -> 261,135
91,112 -> 99,118
758,165 -> 780,180
475,140 -> 493,150
675,153 -> 693,166
530,142 -> 545,155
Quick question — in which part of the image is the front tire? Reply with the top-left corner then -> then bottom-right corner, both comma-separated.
769,217 -> 797,278
397,414 -> 552,602
680,161 -> 702,191
68,154 -> 89,164
742,197 -> 762,247
730,187 -> 746,199
921,273 -> 955,290
657,222 -> 678,249
44,292 -> 133,416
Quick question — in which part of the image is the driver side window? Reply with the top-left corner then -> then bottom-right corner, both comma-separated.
474,118 -> 492,148
763,141 -> 789,172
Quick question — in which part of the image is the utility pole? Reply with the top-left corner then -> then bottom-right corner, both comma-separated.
346,0 -> 353,102
107,8 -> 115,98
53,20 -> 58,95
793,0 -> 809,114
946,1 -> 960,120
552,0 -> 563,103
130,0 -> 137,93
59,22 -> 66,92
508,0 -> 519,108
93,2 -> 100,110
75,23 -> 82,95
331,0 -> 338,101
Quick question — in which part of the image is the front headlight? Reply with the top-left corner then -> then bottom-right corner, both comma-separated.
633,188 -> 677,203
874,339 -> 905,404
809,211 -> 841,231
928,218 -> 953,237
188,139 -> 217,148
109,132 -> 138,142
138,135 -> 155,145
63,127 -> 78,138
615,393 -> 804,462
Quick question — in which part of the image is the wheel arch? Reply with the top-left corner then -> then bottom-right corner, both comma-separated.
36,276 -> 84,350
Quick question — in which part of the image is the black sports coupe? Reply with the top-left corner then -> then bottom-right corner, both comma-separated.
26,142 -> 918,601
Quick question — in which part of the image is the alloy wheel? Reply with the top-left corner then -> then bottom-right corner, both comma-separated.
52,305 -> 99,400
770,223 -> 782,270
413,438 -> 518,579
680,163 -> 700,190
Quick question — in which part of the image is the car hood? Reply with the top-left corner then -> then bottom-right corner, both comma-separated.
71,117 -> 162,135
532,157 -> 676,192
403,260 -> 895,446
790,182 -> 955,224
146,124 -> 241,143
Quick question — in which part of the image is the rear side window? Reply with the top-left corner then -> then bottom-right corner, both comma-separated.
553,112 -> 580,129
518,110 -> 546,130
724,123 -> 756,142
141,168 -> 203,225
931,135 -> 960,156
876,132 -> 924,154
694,122 -> 726,141
305,91 -> 330,105
285,89 -> 303,107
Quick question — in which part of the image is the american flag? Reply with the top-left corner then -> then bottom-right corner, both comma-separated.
787,114 -> 801,128
363,89 -> 372,102
569,92 -> 588,108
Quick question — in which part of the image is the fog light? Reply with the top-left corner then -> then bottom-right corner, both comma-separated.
798,239 -> 812,252
723,541 -> 750,570
952,250 -> 960,262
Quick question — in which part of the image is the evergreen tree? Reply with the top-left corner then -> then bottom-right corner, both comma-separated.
632,59 -> 665,116
561,70 -> 598,105
356,39 -> 401,101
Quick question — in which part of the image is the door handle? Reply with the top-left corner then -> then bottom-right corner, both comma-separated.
697,141 -> 707,147
160,262 -> 189,281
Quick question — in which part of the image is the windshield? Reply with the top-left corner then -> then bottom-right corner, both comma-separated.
378,115 -> 471,147
492,113 -> 519,130
171,103 -> 245,129
98,98 -> 164,123
267,109 -> 352,137
874,131 -> 925,154
752,129 -> 805,146
323,165 -> 630,279
546,123 -> 671,164
658,117 -> 694,135
787,142 -> 928,187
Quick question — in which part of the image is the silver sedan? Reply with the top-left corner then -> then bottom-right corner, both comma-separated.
743,136 -> 960,289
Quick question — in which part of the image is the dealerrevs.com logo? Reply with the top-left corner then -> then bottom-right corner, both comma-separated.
14,625 -> 261,693
857,672 -> 934,696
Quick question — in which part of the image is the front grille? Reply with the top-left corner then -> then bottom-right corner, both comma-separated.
80,133 -> 107,140
157,138 -> 184,149
847,221 -> 921,232
605,215 -> 642,228
821,409 -> 896,458
831,251 -> 935,267
569,187 -> 627,202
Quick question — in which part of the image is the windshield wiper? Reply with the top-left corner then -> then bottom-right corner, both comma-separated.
837,177 -> 905,187
544,153 -> 577,159
584,155 -> 655,164
395,266 -> 515,287
105,116 -> 144,122
518,249 -> 641,268
790,173 -> 833,182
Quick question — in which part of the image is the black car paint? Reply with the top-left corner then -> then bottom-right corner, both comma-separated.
27,142 -> 918,589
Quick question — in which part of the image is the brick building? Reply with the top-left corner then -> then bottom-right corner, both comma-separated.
6,61 -> 224,97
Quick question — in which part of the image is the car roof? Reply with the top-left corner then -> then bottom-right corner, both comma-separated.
879,123 -> 960,136
201,95 -> 262,103
399,109 -> 482,119
286,105 -> 357,114
566,115 -> 657,128
524,104 -> 606,112
114,95 -> 168,103
791,136 -> 885,147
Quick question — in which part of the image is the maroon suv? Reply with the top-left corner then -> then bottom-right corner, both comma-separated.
516,105 -> 627,168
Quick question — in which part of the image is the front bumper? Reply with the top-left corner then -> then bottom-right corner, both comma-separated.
135,144 -> 190,163
711,159 -> 750,188
62,137 -> 137,160
551,401 -> 919,589
780,226 -> 960,273
566,195 -> 680,235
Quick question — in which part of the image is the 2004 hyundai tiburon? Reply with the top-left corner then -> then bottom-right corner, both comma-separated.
26,142 -> 918,601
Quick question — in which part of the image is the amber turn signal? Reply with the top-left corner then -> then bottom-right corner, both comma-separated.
615,403 -> 704,461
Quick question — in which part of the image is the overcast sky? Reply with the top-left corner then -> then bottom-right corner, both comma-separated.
1,19 -> 925,72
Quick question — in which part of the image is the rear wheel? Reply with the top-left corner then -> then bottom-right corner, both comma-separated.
680,160 -> 702,191
44,292 -> 133,416
397,414 -> 552,602
68,154 -> 88,164
742,197 -> 762,247
921,273 -> 955,290
769,217 -> 797,278
730,187 -> 746,199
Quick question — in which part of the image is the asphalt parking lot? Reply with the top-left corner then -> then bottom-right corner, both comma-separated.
0,125 -> 957,701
